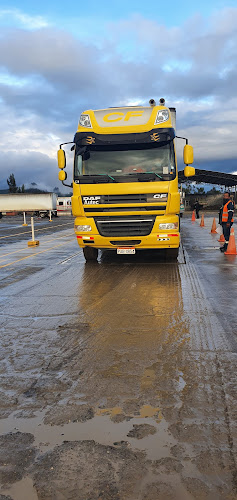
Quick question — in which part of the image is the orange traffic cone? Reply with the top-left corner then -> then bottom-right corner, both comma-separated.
191,211 -> 195,221
200,214 -> 205,227
210,218 -> 217,234
224,227 -> 237,255
218,233 -> 225,242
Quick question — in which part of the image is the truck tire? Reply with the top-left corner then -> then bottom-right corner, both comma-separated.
165,248 -> 179,261
83,247 -> 98,262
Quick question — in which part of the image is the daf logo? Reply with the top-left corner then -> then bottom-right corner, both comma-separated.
150,133 -> 160,142
153,193 -> 167,199
86,136 -> 95,144
83,196 -> 101,205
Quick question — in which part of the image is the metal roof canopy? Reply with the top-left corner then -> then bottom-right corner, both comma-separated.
178,168 -> 237,187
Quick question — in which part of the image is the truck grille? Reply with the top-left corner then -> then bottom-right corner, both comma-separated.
95,216 -> 155,237
101,194 -> 147,204
83,193 -> 167,205
84,206 -> 166,213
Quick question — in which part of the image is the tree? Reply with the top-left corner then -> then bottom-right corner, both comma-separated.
183,185 -> 192,194
7,173 -> 17,193
183,183 -> 197,194
17,184 -> 25,193
207,187 -> 221,194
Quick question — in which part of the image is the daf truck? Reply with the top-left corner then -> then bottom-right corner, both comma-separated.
57,98 -> 194,261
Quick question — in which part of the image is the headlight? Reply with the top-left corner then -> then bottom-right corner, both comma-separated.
154,109 -> 169,125
79,114 -> 92,128
159,223 -> 178,230
75,225 -> 92,232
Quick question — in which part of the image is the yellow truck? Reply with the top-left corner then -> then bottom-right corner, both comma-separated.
58,98 -> 194,261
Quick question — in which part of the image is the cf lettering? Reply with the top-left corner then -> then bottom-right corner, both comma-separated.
124,111 -> 144,121
103,110 -> 144,123
103,113 -> 124,123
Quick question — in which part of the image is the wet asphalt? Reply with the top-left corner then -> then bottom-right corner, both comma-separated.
0,215 -> 74,247
0,213 -> 237,499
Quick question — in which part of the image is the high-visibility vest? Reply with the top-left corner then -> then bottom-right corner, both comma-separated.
222,200 -> 234,223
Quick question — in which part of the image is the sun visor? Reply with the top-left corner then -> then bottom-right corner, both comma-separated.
74,128 -> 175,147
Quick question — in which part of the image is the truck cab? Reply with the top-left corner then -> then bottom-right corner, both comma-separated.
58,98 -> 194,261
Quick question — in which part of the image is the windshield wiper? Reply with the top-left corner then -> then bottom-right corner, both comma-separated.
82,174 -> 116,183
100,174 -> 116,182
94,174 -> 116,182
145,172 -> 163,179
128,172 -> 164,181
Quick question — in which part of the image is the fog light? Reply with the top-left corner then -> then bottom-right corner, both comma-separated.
75,225 -> 92,232
159,223 -> 178,230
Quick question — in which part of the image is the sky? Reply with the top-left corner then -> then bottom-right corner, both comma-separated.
0,0 -> 237,191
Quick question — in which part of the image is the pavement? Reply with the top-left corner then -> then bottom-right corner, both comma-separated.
0,213 -> 236,500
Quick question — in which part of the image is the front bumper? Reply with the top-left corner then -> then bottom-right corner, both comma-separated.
74,216 -> 180,249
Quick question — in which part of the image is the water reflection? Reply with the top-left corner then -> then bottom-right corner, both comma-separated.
76,253 -> 190,420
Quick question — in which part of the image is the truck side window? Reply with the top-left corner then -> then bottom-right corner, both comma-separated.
75,154 -> 83,176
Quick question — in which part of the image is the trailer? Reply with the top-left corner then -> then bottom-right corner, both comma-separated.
0,193 -> 57,217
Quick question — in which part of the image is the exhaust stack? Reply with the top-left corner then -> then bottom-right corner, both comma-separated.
159,98 -> 166,106
149,99 -> 156,107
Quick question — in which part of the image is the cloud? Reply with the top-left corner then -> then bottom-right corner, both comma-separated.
0,8 -> 237,104
1,147 -> 74,193
0,7 -> 237,191
0,9 -> 49,30
0,101 -> 70,192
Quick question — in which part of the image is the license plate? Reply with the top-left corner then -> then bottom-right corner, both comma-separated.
117,248 -> 136,254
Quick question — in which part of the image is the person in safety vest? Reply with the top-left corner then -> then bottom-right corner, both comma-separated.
219,192 -> 234,252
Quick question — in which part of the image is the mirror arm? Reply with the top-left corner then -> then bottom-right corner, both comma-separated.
176,136 -> 188,145
62,181 -> 73,188
59,141 -> 75,149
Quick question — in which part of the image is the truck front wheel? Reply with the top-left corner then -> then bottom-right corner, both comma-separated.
83,247 -> 98,262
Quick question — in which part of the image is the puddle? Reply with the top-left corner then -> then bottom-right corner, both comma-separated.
139,404 -> 161,419
96,404 -> 162,420
177,371 -> 186,391
0,409 -> 176,461
202,247 -> 220,250
0,267 -> 43,289
1,476 -> 38,500
96,406 -> 123,417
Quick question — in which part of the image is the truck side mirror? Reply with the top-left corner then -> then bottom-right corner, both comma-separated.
57,149 -> 66,169
183,144 -> 193,165
58,170 -> 67,181
184,166 -> 195,177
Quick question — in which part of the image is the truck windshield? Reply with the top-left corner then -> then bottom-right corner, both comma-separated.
74,143 -> 175,180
